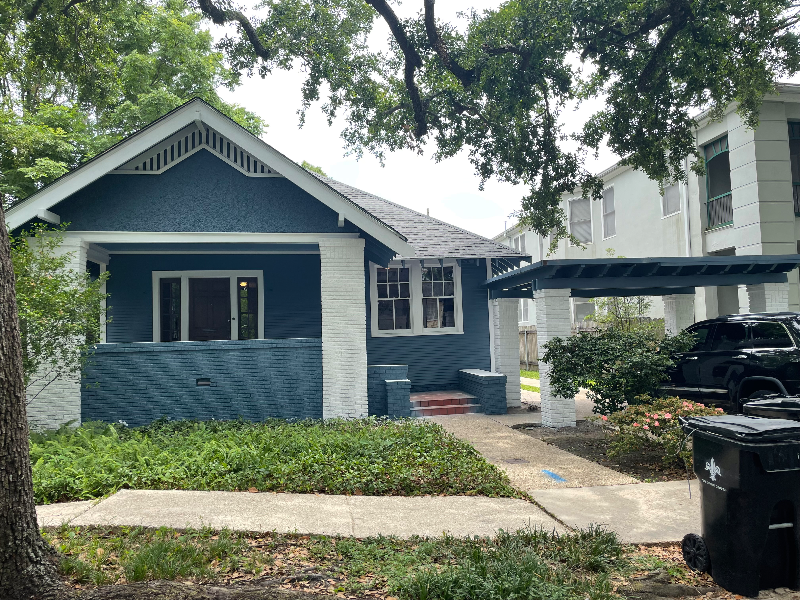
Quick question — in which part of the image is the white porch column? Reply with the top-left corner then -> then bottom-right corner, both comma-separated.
318,237 -> 368,418
26,237 -> 88,430
746,282 -> 790,313
662,294 -> 695,336
534,288 -> 575,428
491,298 -> 521,408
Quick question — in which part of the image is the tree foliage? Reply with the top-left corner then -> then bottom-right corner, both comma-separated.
0,0 -> 265,206
10,225 -> 108,401
197,0 -> 800,237
542,328 -> 695,415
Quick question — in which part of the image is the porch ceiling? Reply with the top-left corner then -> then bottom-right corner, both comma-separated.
483,255 -> 800,299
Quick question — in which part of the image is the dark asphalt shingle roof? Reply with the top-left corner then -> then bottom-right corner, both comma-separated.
314,174 -> 528,260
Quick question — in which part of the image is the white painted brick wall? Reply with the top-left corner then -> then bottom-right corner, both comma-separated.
747,282 -> 790,313
492,299 -> 521,407
318,238 -> 368,418
534,288 -> 575,428
26,238 -> 87,430
663,294 -> 695,335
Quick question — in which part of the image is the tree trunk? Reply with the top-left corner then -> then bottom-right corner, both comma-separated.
0,205 -> 64,598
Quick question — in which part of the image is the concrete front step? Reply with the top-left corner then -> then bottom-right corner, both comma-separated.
410,390 -> 481,416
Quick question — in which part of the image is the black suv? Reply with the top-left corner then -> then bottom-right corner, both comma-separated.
663,313 -> 800,411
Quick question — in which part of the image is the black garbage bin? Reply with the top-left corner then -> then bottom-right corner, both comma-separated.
681,415 -> 800,597
744,397 -> 800,421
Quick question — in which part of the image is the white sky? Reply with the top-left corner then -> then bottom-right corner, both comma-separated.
209,2 -> 661,238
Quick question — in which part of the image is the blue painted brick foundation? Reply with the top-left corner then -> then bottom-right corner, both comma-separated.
367,365 -> 410,417
458,369 -> 507,415
82,339 -> 322,426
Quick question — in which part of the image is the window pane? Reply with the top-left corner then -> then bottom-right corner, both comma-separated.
377,301 -> 394,330
602,188 -> 614,214
399,283 -> 410,298
687,324 -> 714,351
571,220 -> 592,243
422,282 -> 433,296
710,323 -> 747,351
237,277 -> 258,340
791,138 -> 800,182
663,184 -> 680,216
434,282 -> 444,297
394,299 -> 411,329
444,282 -> 454,296
389,283 -> 400,298
422,267 -> 433,281
399,268 -> 410,283
569,198 -> 592,243
377,284 -> 388,299
751,322 -> 794,349
423,298 -> 439,328
388,268 -> 399,283
377,268 -> 387,283
443,266 -> 453,281
160,279 -> 181,342
432,267 -> 443,281
707,152 -> 732,199
603,212 -> 616,238
440,298 -> 455,327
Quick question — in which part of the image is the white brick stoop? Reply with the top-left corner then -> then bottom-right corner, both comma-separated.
318,238 -> 369,418
534,288 -> 575,428
492,299 -> 521,408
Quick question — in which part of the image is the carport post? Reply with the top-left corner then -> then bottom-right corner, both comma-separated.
662,294 -> 695,335
534,287 -> 576,428
746,283 -> 790,313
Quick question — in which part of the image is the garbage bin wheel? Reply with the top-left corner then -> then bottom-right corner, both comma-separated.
682,533 -> 711,573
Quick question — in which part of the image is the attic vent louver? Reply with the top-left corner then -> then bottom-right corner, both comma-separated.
112,123 -> 282,178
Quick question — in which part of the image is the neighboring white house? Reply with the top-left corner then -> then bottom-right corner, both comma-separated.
494,82 -> 800,328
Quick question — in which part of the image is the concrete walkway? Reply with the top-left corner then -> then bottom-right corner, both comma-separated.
37,489 -> 563,538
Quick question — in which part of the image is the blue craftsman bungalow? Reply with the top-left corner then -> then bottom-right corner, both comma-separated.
7,99 -> 528,429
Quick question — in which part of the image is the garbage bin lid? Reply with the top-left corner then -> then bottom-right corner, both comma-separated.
683,415 -> 800,441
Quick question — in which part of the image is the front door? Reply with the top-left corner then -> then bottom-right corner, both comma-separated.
189,278 -> 231,341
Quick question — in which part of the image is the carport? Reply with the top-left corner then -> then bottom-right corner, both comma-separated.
484,255 -> 800,427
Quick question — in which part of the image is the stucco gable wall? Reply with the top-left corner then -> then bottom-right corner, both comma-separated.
52,150 -> 361,234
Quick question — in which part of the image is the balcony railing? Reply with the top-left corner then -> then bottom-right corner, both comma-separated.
707,193 -> 733,228
794,183 -> 800,216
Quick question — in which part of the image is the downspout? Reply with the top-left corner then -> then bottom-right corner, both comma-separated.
683,150 -> 693,257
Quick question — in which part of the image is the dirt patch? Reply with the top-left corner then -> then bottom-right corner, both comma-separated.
513,420 -> 688,482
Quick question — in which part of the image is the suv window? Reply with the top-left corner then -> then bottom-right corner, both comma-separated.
709,322 -> 748,351
686,324 -> 714,351
750,322 -> 794,349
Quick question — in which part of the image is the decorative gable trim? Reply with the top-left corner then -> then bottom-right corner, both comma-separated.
6,99 -> 415,257
112,124 -> 282,178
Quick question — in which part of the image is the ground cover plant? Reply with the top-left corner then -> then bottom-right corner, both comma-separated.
31,418 -> 520,504
44,525 -> 629,599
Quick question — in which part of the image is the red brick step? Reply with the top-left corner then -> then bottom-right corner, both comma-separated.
410,390 -> 482,417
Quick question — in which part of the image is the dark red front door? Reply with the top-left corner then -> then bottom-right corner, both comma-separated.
189,278 -> 230,341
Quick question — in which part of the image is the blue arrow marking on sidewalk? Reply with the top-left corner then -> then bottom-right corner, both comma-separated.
541,470 -> 567,482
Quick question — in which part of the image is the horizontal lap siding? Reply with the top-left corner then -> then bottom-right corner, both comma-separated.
106,254 -> 322,343
365,260 -> 491,392
82,340 -> 323,426
54,151 -> 359,234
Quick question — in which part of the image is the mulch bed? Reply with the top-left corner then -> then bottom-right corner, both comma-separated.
513,420 -> 690,482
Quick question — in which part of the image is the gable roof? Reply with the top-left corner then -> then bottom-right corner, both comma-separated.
6,99 -> 414,257
315,175 -> 528,261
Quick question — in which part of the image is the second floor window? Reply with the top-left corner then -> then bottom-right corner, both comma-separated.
704,135 -> 732,228
602,188 -> 616,238
569,198 -> 592,243
662,183 -> 680,216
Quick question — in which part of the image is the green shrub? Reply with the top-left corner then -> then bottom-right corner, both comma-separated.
601,396 -> 724,468
31,418 -> 520,504
541,328 -> 695,415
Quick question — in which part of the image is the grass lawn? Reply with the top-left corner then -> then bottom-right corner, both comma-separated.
521,369 -> 540,379
44,525 -> 646,599
31,418 -> 520,504
521,384 -> 540,393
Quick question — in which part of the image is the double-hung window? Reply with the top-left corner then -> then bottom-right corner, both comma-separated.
704,136 -> 732,228
569,198 -> 592,243
152,270 -> 264,342
369,261 -> 463,336
662,183 -> 680,217
602,188 -> 616,238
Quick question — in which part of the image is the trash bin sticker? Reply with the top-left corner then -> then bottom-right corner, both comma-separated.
705,457 -> 721,482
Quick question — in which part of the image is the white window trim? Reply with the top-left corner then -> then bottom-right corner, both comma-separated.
369,260 -> 464,337
661,183 -> 682,218
568,197 -> 593,246
601,186 -> 616,240
151,270 -> 265,342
